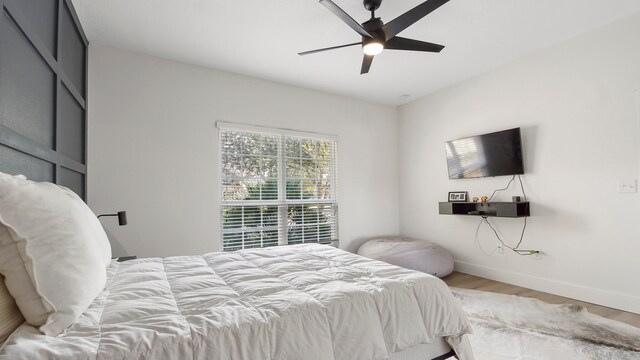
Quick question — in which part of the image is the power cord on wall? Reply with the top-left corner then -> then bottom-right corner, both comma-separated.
487,175 -> 515,201
476,175 -> 539,256
475,217 -> 496,256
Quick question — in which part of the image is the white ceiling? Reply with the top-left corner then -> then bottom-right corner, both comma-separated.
72,0 -> 640,106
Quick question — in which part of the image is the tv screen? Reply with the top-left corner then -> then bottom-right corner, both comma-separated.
445,128 -> 524,179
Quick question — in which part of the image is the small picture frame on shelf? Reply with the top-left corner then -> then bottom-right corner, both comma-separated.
448,191 -> 468,202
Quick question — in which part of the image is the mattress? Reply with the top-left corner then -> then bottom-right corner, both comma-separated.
0,244 -> 472,359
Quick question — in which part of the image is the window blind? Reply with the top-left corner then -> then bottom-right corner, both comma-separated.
219,125 -> 338,251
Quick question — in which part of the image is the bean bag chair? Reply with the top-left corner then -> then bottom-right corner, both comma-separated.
357,237 -> 454,278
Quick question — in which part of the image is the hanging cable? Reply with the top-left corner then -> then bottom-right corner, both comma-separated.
483,217 -> 535,256
487,175 -> 515,201
476,217 -> 495,256
513,174 -> 529,250
477,174 -> 537,256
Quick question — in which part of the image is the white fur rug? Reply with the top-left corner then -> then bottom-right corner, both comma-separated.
451,288 -> 640,360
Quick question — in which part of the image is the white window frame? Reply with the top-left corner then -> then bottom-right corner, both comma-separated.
217,121 -> 339,251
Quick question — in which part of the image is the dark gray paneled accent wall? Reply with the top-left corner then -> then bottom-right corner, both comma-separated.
0,0 -> 88,199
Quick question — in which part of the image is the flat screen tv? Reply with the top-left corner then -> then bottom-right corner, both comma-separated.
445,128 -> 524,179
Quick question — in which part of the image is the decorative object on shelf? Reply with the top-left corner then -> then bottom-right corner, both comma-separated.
481,195 -> 488,203
512,196 -> 521,202
448,191 -> 468,202
97,211 -> 128,226
472,197 -> 479,203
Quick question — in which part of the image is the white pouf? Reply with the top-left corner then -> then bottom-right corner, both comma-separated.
357,237 -> 454,278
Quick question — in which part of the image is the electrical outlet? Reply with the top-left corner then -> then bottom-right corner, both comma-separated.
496,243 -> 504,255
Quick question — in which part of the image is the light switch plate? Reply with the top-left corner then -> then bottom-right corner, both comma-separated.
617,179 -> 637,193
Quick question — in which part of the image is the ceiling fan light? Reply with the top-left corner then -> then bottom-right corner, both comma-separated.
363,42 -> 383,56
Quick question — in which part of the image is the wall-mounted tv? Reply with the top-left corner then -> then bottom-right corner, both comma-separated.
445,128 -> 524,179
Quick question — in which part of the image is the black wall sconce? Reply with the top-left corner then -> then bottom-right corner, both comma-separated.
97,211 -> 127,226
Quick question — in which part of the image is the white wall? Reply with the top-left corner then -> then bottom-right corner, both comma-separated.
88,44 -> 399,258
398,13 -> 640,314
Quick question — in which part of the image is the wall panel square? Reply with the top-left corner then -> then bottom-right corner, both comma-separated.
0,11 -> 56,149
60,1 -> 85,95
58,166 -> 84,199
0,145 -> 54,182
58,85 -> 85,163
14,0 -> 57,57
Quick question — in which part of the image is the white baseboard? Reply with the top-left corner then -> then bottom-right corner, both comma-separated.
454,260 -> 640,315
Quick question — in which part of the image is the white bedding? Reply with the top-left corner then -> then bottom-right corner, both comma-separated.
0,244 -> 472,360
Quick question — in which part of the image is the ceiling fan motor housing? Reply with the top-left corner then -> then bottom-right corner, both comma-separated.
362,18 -> 385,41
363,0 -> 382,11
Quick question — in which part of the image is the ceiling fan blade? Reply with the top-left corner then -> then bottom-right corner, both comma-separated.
298,42 -> 362,56
320,0 -> 372,39
360,54 -> 374,74
385,37 -> 444,53
381,0 -> 449,40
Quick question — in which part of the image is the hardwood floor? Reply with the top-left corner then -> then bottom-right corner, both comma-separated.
442,271 -> 640,328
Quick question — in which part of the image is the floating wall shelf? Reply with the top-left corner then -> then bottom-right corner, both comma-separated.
438,202 -> 530,218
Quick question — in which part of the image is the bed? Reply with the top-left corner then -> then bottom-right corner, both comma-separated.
1,242 -> 472,359
0,152 -> 472,360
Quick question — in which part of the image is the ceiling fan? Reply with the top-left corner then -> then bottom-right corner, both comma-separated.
299,0 -> 450,74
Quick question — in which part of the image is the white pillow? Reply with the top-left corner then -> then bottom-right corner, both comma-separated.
0,172 -> 112,336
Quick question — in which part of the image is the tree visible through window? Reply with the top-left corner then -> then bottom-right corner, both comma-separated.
220,127 -> 338,251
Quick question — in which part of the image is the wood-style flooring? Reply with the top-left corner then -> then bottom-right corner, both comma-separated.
442,271 -> 640,329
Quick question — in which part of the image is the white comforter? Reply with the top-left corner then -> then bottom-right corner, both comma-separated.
1,244 -> 472,360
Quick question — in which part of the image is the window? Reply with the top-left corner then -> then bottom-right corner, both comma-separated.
219,123 -> 338,251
